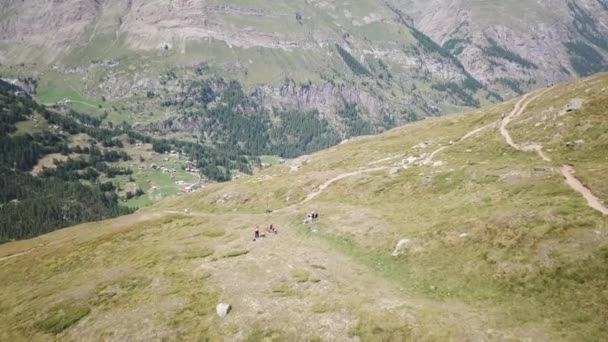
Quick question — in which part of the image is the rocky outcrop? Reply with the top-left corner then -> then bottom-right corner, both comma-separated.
253,79 -> 387,119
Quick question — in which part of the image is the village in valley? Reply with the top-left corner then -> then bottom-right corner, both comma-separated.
117,145 -> 282,208
116,143 -> 206,208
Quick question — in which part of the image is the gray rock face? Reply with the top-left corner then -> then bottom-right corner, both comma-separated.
254,80 -> 386,121
216,303 -> 232,317
403,0 -> 608,91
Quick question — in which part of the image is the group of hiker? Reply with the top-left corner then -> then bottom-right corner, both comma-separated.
252,211 -> 320,240
253,224 -> 278,241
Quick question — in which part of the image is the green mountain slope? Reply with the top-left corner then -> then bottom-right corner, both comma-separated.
1,73 -> 607,340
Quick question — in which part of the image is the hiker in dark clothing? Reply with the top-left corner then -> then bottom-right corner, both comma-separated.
254,225 -> 260,239
303,211 -> 320,224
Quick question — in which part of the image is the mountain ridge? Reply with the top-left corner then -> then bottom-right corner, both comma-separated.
2,0 -> 607,134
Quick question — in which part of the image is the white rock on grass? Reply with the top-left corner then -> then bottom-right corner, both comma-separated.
391,239 -> 412,257
216,303 -> 232,317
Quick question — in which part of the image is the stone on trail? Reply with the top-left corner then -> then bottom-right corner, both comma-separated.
216,303 -> 232,317
411,142 -> 428,150
403,156 -> 418,165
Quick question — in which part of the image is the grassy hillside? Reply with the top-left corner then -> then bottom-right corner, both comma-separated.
1,73 -> 607,340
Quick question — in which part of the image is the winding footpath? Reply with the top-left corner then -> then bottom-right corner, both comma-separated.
291,117 -> 497,206
301,167 -> 387,204
423,121 -> 496,164
500,90 -> 608,216
0,237 -> 69,262
560,165 -> 608,215
0,249 -> 35,262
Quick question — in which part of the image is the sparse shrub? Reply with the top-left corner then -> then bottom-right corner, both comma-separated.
35,303 -> 90,334
496,78 -> 524,94
482,38 -> 538,69
431,82 -> 480,107
271,283 -> 297,297
246,328 -> 284,341
443,38 -> 468,55
403,110 -> 419,122
565,41 -> 605,76
349,312 -> 412,341
462,76 -> 482,91
184,247 -> 214,259
202,226 -> 225,238
335,44 -> 371,76
291,269 -> 310,283
311,303 -> 330,313
223,249 -> 249,258
338,103 -> 374,137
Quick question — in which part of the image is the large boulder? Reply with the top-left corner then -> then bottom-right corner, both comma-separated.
216,303 -> 232,317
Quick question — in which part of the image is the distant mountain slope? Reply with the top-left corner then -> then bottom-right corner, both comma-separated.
1,73 -> 607,340
396,0 -> 608,84
0,0 -> 486,121
1,0 -> 607,149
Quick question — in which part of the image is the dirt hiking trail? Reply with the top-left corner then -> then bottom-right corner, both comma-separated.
560,165 -> 608,215
301,167 -> 387,203
500,89 -> 608,216
292,118 -> 497,207
500,89 -> 551,158
423,121 -> 496,164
